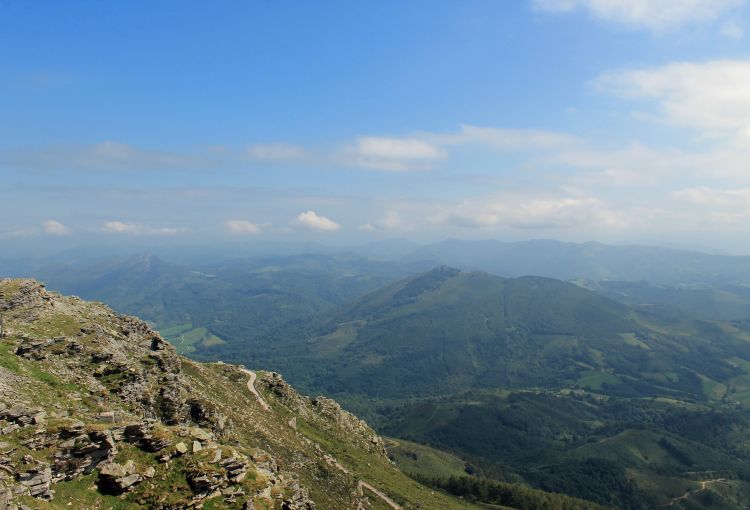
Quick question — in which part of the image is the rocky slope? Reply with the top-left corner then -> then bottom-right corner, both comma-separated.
0,278 -> 478,510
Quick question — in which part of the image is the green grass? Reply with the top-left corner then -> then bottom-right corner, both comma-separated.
698,373 -> 727,399
386,437 -> 469,479
166,326 -> 213,354
201,334 -> 226,348
159,322 -> 193,337
620,332 -> 650,350
19,473 -> 134,509
577,370 -> 621,390
0,342 -> 20,373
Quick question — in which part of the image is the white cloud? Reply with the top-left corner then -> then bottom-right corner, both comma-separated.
595,59 -> 750,137
152,227 -> 186,235
670,187 -> 750,225
533,0 -> 746,31
42,220 -> 71,236
225,219 -> 262,234
432,193 -> 629,230
294,210 -> 341,231
246,143 -> 307,161
436,124 -> 580,151
101,221 -> 186,236
339,126 -> 578,172
102,221 -> 140,234
673,186 -> 750,207
358,211 -> 405,231
344,136 -> 445,171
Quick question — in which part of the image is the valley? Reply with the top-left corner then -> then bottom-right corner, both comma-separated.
6,242 -> 750,508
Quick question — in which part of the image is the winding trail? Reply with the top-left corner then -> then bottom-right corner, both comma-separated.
239,367 -> 400,509
357,481 -> 402,510
659,479 -> 730,507
241,369 -> 271,412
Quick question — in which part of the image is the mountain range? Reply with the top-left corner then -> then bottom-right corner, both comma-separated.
6,240 -> 750,507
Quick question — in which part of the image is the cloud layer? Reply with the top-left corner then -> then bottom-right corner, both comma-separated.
102,221 -> 186,236
533,0 -> 746,32
596,59 -> 750,137
226,219 -> 263,234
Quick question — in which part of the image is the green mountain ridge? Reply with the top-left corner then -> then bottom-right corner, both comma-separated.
7,256 -> 750,508
400,239 -> 750,286
31,253 -> 416,359
270,267 -> 750,509
293,267 -> 749,401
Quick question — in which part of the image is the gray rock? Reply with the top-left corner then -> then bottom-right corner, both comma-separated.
99,462 -> 127,479
117,474 -> 142,490
98,463 -> 142,494
189,428 -> 213,442
0,424 -> 19,435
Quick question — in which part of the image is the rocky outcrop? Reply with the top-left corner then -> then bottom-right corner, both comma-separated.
0,279 -> 410,510
260,373 -> 388,460
52,425 -> 118,480
123,421 -> 172,452
17,465 -> 53,500
98,461 -> 143,494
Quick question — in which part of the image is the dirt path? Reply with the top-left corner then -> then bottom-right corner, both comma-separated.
240,368 -> 399,509
325,454 -> 400,509
660,479 -> 729,507
357,480 -> 402,510
241,369 -> 271,411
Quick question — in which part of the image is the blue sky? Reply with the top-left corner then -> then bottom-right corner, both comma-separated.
3,0 -> 750,253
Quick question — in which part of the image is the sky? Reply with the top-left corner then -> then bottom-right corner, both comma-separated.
3,0 -> 750,254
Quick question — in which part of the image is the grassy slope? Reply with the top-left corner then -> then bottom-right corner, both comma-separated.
385,437 -> 469,479
0,279 -> 477,510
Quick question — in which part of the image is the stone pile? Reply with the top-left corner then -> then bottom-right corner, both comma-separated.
123,421 -> 172,452
98,461 -> 143,494
0,405 -> 45,436
53,426 -> 118,481
16,466 -> 52,500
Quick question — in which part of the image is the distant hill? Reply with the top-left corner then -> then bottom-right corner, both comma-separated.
281,267 -> 750,509
400,239 -> 750,285
27,252 -> 427,359
588,280 -> 750,321
295,266 -> 750,401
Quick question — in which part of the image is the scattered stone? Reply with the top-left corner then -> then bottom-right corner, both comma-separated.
189,427 -> 212,442
18,465 -> 53,500
98,462 -> 142,494
1,424 -> 19,435
123,422 -> 171,451
208,449 -> 222,463
123,460 -> 136,475
97,411 -> 122,423
31,411 -> 47,425
186,471 -> 223,495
